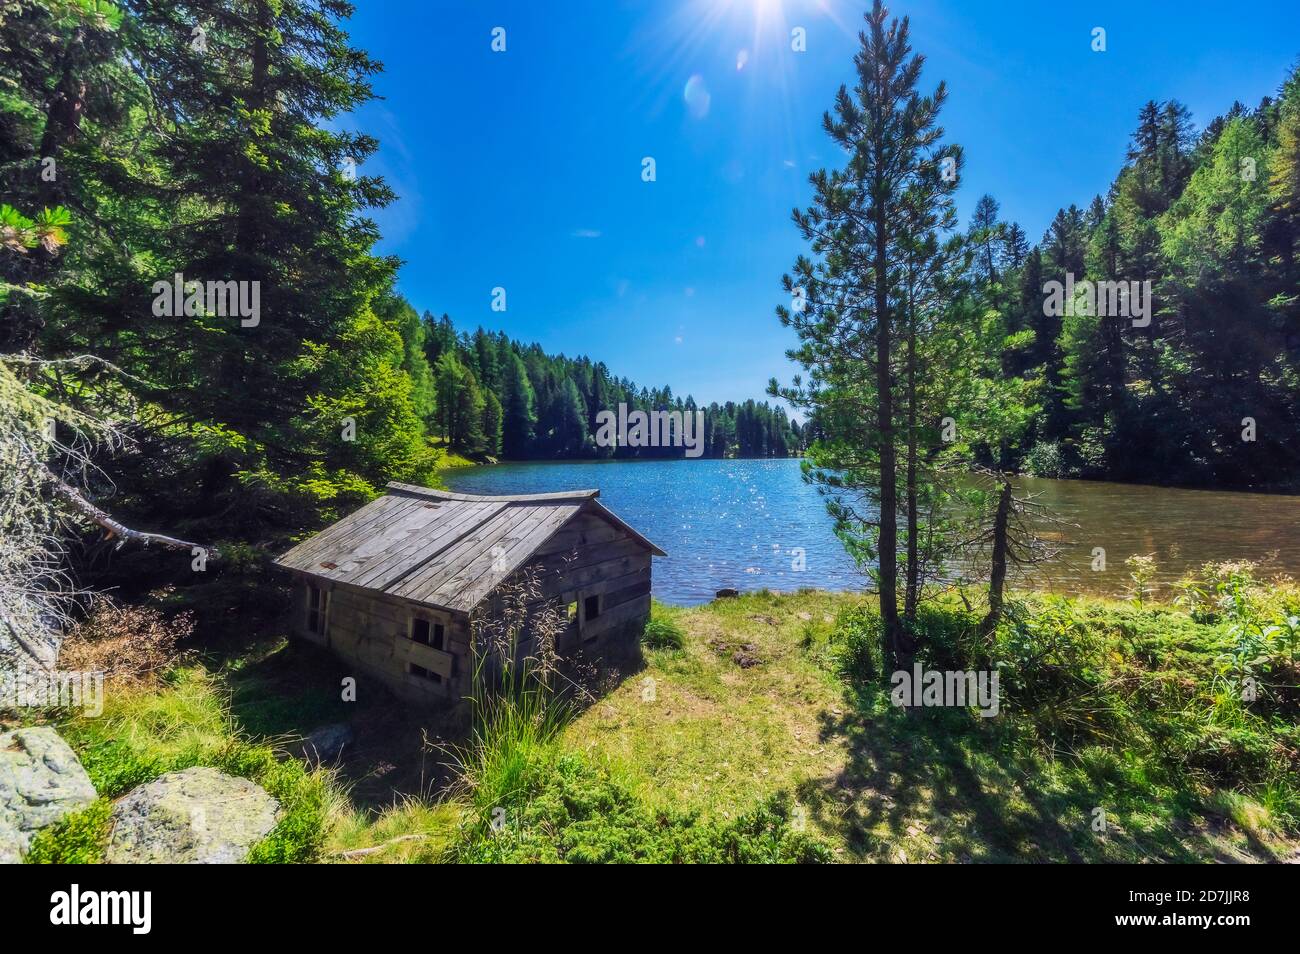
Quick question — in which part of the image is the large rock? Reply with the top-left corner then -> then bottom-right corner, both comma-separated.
107,766 -> 280,864
0,726 -> 98,863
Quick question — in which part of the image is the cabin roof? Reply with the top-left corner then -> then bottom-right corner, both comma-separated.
273,481 -> 665,612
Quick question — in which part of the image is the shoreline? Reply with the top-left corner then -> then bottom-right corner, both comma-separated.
439,456 -> 1300,498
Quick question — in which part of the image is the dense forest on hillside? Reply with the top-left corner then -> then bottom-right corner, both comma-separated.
384,297 -> 804,462
944,83 -> 1300,488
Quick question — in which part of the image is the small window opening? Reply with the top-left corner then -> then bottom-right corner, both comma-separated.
307,585 -> 328,634
409,663 -> 442,684
412,618 -> 445,650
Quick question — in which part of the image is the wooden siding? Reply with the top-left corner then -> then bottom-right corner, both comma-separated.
289,579 -> 469,703
279,486 -> 661,705
502,511 -> 654,657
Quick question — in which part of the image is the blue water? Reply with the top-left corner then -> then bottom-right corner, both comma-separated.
445,459 -> 1300,604
444,458 -> 866,605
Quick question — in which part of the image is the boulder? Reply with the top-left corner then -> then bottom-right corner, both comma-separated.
0,726 -> 98,863
106,766 -> 279,864
302,722 -> 353,763
715,588 -> 740,599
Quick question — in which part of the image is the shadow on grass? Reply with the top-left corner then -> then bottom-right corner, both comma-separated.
798,683 -> 1214,863
555,640 -> 647,717
225,639 -> 467,810
224,635 -> 646,813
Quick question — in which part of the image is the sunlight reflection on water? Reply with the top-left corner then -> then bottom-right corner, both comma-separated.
446,459 -> 1300,605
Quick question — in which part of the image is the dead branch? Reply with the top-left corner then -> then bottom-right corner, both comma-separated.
331,834 -> 432,860
46,470 -> 217,555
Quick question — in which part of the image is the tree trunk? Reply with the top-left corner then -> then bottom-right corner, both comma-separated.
981,478 -> 1013,636
36,29 -> 87,211
874,186 -> 904,671
905,321 -> 919,620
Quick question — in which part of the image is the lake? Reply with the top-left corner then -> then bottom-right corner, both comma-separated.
443,458 -> 1300,605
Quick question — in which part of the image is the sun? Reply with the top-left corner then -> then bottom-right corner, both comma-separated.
718,0 -> 784,29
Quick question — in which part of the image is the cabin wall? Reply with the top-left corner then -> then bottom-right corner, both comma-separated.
523,511 -> 653,655
285,507 -> 655,703
289,579 -> 470,705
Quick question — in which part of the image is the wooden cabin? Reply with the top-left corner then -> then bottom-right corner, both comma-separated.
273,482 -> 665,704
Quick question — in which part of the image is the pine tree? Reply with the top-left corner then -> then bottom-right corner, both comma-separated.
10,0 -> 433,532
968,194 -> 1005,287
1002,223 -> 1029,271
775,0 -> 958,669
500,349 -> 537,458
480,389 -> 503,457
456,369 -> 487,454
383,293 -> 437,429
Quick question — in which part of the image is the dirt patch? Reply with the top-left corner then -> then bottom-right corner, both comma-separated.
708,637 -> 763,669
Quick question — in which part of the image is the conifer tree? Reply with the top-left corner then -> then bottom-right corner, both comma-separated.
775,0 -> 959,669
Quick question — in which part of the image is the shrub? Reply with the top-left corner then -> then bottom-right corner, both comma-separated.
23,799 -> 112,864
642,614 -> 685,650
1022,441 -> 1080,478
1125,554 -> 1158,607
455,752 -> 831,863
832,604 -> 881,682
1174,560 -> 1260,624
1170,562 -> 1300,712
57,589 -> 194,683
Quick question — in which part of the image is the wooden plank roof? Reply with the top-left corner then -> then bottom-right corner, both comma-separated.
274,481 -> 665,612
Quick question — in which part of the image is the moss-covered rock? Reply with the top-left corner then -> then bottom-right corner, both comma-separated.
106,766 -> 279,864
0,726 -> 98,863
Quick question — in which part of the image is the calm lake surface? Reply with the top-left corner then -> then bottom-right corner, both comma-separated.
444,459 -> 1300,605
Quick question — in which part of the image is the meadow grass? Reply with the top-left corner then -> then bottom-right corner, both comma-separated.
562,589 -> 1300,863
563,594 -> 854,819
21,580 -> 1299,863
24,667 -> 337,863
326,799 -> 463,863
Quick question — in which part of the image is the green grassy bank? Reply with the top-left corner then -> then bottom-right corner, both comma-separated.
15,566 -> 1300,863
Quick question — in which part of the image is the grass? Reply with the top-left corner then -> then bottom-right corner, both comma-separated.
431,443 -> 476,474
23,667 -> 336,863
561,590 -> 1300,862
19,579 -> 1300,863
326,799 -> 462,863
641,611 -> 686,650
435,599 -> 828,862
453,749 -> 831,863
565,594 -> 853,819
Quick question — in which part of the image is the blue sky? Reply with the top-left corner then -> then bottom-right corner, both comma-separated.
344,0 -> 1298,409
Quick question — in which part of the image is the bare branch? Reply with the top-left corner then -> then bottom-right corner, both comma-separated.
45,470 -> 216,555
